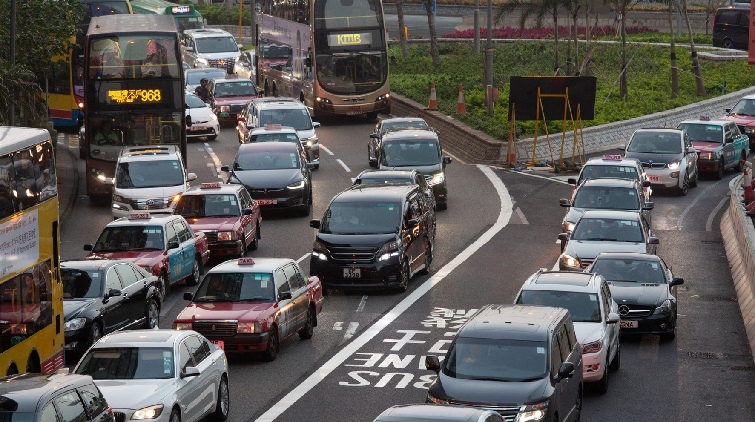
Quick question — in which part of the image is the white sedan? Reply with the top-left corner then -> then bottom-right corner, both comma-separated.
74,329 -> 229,422
186,93 -> 220,141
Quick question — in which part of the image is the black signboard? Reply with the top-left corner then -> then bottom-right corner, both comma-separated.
508,76 -> 597,121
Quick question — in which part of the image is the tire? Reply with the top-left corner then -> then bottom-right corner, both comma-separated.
207,135 -> 217,141
238,237 -> 247,258
690,167 -> 698,187
210,376 -> 230,422
676,173 -> 689,196
90,321 -> 102,346
187,258 -> 201,286
298,191 -> 312,217
661,316 -> 677,341
250,225 -> 260,250
261,327 -> 279,361
736,151 -> 746,172
144,299 -> 159,329
169,409 -> 180,422
298,306 -> 315,340
393,261 -> 410,293
596,362 -> 609,394
437,201 -> 448,211
418,240 -> 433,275
715,158 -> 725,180
160,271 -> 170,298
722,38 -> 735,49
575,387 -> 583,422
368,145 -> 375,167
609,343 -> 621,371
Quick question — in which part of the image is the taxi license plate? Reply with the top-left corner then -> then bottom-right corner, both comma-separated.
193,125 -> 206,131
343,268 -> 361,278
211,340 -> 225,350
347,106 -> 362,115
620,320 -> 638,329
257,199 -> 278,205
219,112 -> 229,118
648,176 -> 660,182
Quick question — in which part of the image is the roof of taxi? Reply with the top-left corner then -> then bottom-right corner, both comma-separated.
238,141 -> 300,153
0,126 -> 51,156
120,145 -> 181,161
337,184 -> 416,202
0,373 -> 96,412
108,213 -> 180,226
584,156 -> 641,167
94,329 -> 186,348
523,271 -> 601,293
458,304 -> 567,341
61,259 -> 130,270
679,119 -> 730,126
89,14 -> 177,36
579,209 -> 642,220
592,252 -> 661,262
208,257 -> 294,274
253,97 -> 306,110
380,117 -> 428,125
250,126 -> 298,134
742,94 -> 755,100
357,169 -> 417,179
182,183 -> 242,195
383,128 -> 439,141
375,405 -> 490,422
580,178 -> 638,188
211,76 -> 250,84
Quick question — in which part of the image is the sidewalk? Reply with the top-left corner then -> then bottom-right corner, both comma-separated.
56,133 -> 79,229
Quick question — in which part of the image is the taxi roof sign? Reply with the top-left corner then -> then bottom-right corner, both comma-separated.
603,154 -> 622,161
700,115 -> 711,121
129,213 -> 151,219
201,183 -> 221,189
238,258 -> 255,265
264,124 -> 282,130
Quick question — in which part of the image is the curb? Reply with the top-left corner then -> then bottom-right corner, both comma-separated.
59,143 -> 79,227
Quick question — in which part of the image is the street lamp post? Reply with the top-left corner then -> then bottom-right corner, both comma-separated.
474,0 -> 480,54
9,0 -> 16,126
485,0 -> 493,115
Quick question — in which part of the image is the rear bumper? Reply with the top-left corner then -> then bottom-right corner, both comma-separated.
697,159 -> 721,173
431,182 -> 448,204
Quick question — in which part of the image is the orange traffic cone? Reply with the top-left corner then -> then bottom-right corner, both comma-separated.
456,85 -> 466,114
746,201 -> 755,215
427,81 -> 438,110
744,185 -> 755,203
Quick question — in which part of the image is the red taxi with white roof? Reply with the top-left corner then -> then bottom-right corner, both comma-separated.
569,155 -> 651,199
209,75 -> 260,123
722,94 -> 755,147
174,257 -> 324,361
84,213 -> 210,298
173,182 -> 262,259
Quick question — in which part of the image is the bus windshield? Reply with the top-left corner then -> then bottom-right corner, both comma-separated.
314,0 -> 384,29
88,113 -> 183,162
88,34 -> 181,79
316,51 -> 387,95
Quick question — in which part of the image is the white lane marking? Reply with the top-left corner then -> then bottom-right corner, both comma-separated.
706,196 -> 729,232
203,142 -> 223,175
255,164 -> 513,422
500,168 -> 571,185
333,322 -> 343,331
343,322 -> 359,340
296,252 -> 311,264
676,177 -> 729,230
356,296 -> 368,312
197,147 -> 205,151
320,145 -> 335,156
551,261 -> 560,271
336,159 -> 351,172
351,178 -> 356,184
515,207 -> 529,224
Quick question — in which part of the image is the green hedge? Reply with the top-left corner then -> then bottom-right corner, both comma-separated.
191,3 -> 252,25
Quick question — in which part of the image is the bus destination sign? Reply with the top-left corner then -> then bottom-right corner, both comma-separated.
327,32 -> 373,47
172,6 -> 191,14
107,89 -> 163,104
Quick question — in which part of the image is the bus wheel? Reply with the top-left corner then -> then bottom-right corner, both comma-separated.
6,363 -> 18,376
264,81 -> 269,97
26,351 -> 41,373
272,85 -> 278,97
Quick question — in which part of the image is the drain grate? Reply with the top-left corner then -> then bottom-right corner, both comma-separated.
687,351 -> 726,359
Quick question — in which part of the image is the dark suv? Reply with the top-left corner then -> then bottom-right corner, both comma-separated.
425,305 -> 583,422
309,184 -> 436,293
0,373 -> 114,422
712,4 -> 750,50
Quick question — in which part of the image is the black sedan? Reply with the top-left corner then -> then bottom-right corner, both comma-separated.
222,142 -> 314,216
586,252 -> 684,340
62,260 -> 161,364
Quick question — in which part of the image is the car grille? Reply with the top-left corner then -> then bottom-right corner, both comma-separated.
130,197 -> 170,210
114,412 -> 126,422
230,104 -> 245,114
201,230 -> 218,243
640,162 -> 667,169
327,246 -> 380,263
246,187 -> 285,199
191,320 -> 237,338
188,128 -> 216,136
208,58 -> 235,69
465,404 -> 520,420
619,304 -> 655,318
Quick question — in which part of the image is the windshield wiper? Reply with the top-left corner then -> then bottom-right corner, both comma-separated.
237,297 -> 273,302
518,376 -> 545,382
471,377 -> 509,382
131,247 -> 161,251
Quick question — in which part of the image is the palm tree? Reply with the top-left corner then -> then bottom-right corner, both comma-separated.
423,0 -> 441,65
682,0 -> 706,95
396,0 -> 409,58
613,0 -> 642,100
666,0 -> 679,97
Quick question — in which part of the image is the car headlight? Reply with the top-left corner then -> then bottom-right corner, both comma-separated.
561,254 -> 580,268
667,161 -> 680,170
582,341 -> 602,354
654,299 -> 673,315
747,127 -> 755,134
217,231 -> 236,241
64,318 -> 87,332
173,322 -> 192,330
699,152 -> 712,160
519,401 -> 549,422
378,240 -> 401,261
312,239 -> 328,261
564,221 -> 576,232
172,194 -> 181,203
430,172 -> 445,185
304,136 -> 318,147
287,180 -> 305,190
131,405 -> 164,420
112,194 -> 126,203
237,322 -> 261,333
425,394 -> 448,405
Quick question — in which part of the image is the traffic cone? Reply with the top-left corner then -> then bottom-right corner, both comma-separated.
456,85 -> 466,114
746,201 -> 755,215
427,81 -> 438,110
744,184 -> 755,203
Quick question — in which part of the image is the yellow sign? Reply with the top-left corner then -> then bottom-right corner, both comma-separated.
337,34 -> 361,45
327,33 -> 372,47
107,89 -> 162,104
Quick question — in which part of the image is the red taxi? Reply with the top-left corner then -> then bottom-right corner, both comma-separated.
174,257 -> 324,361
84,213 -> 210,298
173,182 -> 262,259
722,94 -> 755,147
209,75 -> 260,123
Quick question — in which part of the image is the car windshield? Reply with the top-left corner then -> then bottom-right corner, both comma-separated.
381,139 -> 440,167
214,81 -> 257,97
116,160 -> 184,189
571,218 -> 644,243
234,150 -> 300,170
678,123 -> 723,143
572,186 -> 639,210
626,132 -> 682,154
186,70 -> 225,85
357,177 -> 413,185
250,133 -> 300,144
443,338 -> 548,382
321,201 -> 401,234
518,291 -> 601,323
175,194 -> 240,218
194,272 -> 276,302
259,109 -> 312,131
590,258 -> 667,283
76,347 -> 175,379
195,36 -> 238,54
578,165 -> 639,184
186,94 -> 207,109
0,413 -> 34,422
62,268 -> 103,299
93,226 -> 165,252
382,120 -> 427,133
731,98 -> 755,116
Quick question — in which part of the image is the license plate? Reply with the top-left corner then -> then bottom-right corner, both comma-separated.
648,176 -> 659,182
220,112 -> 229,118
620,320 -> 638,329
343,268 -> 361,278
257,199 -> 278,205
347,106 -> 362,115
193,125 -> 206,130
211,340 -> 225,350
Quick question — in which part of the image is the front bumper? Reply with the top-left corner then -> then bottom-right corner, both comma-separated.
246,189 -> 306,209
697,158 -> 721,173
644,168 -> 679,188
112,203 -> 173,219
582,349 -> 607,382
431,182 -> 448,205
620,313 -> 675,335
64,329 -> 91,365
187,123 -> 220,138
208,240 -> 243,257
204,332 -> 270,353
86,171 -> 114,196
310,255 -> 404,289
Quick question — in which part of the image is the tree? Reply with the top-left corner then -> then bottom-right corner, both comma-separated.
666,0 -> 679,97
693,0 -> 724,35
682,0 -> 706,95
224,0 -> 235,12
396,0 -> 409,58
613,0 -> 642,100
423,0 -> 441,65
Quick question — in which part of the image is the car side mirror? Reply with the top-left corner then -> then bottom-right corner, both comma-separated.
443,155 -> 452,165
567,178 -> 577,185
671,277 -> 685,286
181,366 -> 200,378
108,288 -> 122,298
83,244 -> 93,251
557,361 -> 575,380
642,180 -> 651,188
369,157 -> 378,166
243,208 -> 253,215
643,201 -> 654,210
306,163 -> 315,170
725,108 -> 732,113
369,133 -> 378,139
559,198 -> 571,207
185,115 -> 192,127
425,355 -> 441,373
407,218 -> 419,227
617,144 -> 626,151
607,312 -> 620,324
168,241 -> 180,250
183,292 -> 193,301
187,173 -> 197,182
558,233 -> 569,242
221,165 -> 230,173
310,219 -> 320,229
313,122 -> 321,128
237,44 -> 244,50
648,236 -> 660,245
278,291 -> 292,301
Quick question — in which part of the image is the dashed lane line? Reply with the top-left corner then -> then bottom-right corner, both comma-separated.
336,159 -> 351,172
203,142 -> 223,179
498,167 -> 572,185
356,296 -> 368,312
706,196 -> 729,232
343,322 -> 359,341
515,207 -> 529,225
296,253 -> 311,264
333,322 -> 343,331
320,145 -> 335,156
255,164 -> 513,421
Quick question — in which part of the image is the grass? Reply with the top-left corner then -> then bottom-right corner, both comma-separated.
604,32 -> 714,45
388,42 -> 753,141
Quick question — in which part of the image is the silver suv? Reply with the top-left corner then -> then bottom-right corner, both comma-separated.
182,28 -> 241,70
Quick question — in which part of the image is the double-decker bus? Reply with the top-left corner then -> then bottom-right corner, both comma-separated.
130,0 -> 204,34
0,127 -> 64,376
83,14 -> 187,200
48,0 -> 133,128
256,0 -> 390,119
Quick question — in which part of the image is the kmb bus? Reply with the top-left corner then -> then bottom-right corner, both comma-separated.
0,126 -> 64,376
130,0 -> 205,35
83,14 -> 187,200
256,0 -> 390,119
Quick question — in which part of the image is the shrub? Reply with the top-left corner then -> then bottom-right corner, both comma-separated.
441,25 -> 657,39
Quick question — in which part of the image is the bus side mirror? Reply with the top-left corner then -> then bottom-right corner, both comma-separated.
185,115 -> 192,127
305,56 -> 312,68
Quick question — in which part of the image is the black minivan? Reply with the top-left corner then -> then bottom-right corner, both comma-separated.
712,4 -> 750,50
425,305 -> 583,422
310,184 -> 436,293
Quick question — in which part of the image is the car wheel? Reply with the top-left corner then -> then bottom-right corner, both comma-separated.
144,299 -> 159,329
160,271 -> 170,298
575,386 -> 583,422
169,408 -> 180,422
736,151 -> 746,172
690,167 -> 698,187
187,258 -> 201,286
250,225 -> 260,251
676,173 -> 689,196
596,361 -> 609,394
661,315 -> 677,341
609,343 -> 621,371
722,38 -> 735,49
262,327 -> 279,361
367,145 -> 375,167
90,321 -> 102,345
298,306 -> 315,340
437,201 -> 448,211
207,135 -> 217,141
716,158 -> 725,180
419,240 -> 433,275
238,237 -> 247,258
210,376 -> 230,422
393,261 -> 410,293
298,191 -> 312,217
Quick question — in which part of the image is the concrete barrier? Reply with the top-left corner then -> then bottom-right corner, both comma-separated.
721,174 -> 755,363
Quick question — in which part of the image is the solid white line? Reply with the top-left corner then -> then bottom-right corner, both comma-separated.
706,196 -> 729,232
336,159 -> 351,172
551,261 -> 560,271
320,145 -> 334,156
356,296 -> 367,312
255,164 -> 513,422
515,207 -> 529,225
296,253 -> 311,264
343,322 -> 359,340
677,177 -> 729,230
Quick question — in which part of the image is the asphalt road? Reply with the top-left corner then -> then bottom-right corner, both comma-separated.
59,119 -> 755,422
